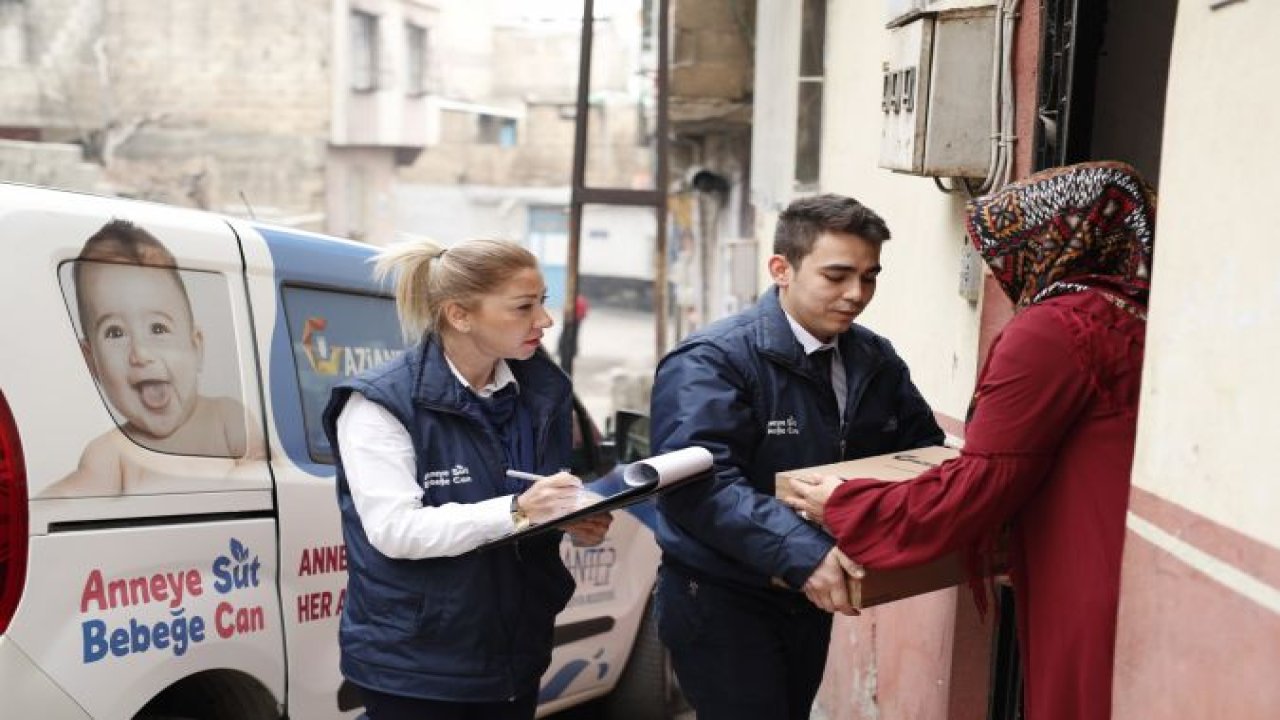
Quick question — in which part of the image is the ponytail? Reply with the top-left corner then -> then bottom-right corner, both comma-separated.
372,238 -> 538,343
372,240 -> 445,342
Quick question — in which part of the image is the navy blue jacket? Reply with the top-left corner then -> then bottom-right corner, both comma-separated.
322,338 -> 576,701
652,288 -> 944,591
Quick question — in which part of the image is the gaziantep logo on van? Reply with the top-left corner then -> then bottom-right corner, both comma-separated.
301,315 -> 402,377
76,538 -> 267,664
301,316 -> 343,375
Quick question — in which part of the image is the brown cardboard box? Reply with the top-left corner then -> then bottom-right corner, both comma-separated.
777,446 -> 1000,610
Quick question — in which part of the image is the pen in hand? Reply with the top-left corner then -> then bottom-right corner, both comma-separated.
505,469 -> 611,545
505,469 -> 545,483
505,469 -> 587,520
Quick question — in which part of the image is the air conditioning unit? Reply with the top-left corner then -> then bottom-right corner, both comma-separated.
879,5 -> 996,178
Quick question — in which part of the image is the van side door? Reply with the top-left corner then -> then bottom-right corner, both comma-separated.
235,222 -> 403,719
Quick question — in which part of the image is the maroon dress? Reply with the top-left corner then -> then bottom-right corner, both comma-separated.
824,288 -> 1146,720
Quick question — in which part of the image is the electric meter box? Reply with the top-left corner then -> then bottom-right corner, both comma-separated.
879,6 -> 996,178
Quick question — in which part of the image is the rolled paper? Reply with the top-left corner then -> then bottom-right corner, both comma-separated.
622,446 -> 714,488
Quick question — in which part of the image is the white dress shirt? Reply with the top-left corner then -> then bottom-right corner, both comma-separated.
782,310 -> 848,419
335,358 -> 522,559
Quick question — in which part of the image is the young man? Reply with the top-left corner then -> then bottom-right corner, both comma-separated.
650,194 -> 944,720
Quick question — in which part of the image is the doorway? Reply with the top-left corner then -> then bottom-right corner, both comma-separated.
1034,0 -> 1178,184
991,2 -> 1178,719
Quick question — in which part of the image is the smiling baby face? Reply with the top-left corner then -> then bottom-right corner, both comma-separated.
77,262 -> 204,441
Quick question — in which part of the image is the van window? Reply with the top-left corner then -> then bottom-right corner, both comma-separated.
280,286 -> 406,464
58,260 -> 250,460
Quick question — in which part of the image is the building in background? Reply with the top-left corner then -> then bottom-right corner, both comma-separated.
393,1 -> 657,312
0,0 -> 433,245
666,0 -> 756,335
0,0 -> 654,259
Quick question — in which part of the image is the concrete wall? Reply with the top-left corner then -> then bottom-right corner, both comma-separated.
491,16 -> 636,100
1113,2 -> 1280,717
399,12 -> 648,189
0,0 -> 99,132
428,0 -> 499,101
327,145 -> 401,245
400,98 -> 647,188
0,139 -> 107,193
407,106 -> 525,185
672,0 -> 753,102
100,1 -> 330,137
100,0 -> 331,217
0,0 -> 333,220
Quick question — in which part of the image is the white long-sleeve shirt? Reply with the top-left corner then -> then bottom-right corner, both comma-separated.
335,360 -> 521,559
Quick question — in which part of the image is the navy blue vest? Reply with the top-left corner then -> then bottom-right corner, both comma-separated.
322,338 -> 575,701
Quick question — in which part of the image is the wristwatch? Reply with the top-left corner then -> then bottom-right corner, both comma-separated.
510,494 -> 531,531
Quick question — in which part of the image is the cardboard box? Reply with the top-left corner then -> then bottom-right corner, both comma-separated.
777,446 -> 1001,610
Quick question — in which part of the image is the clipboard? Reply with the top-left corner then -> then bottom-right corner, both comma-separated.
475,447 -> 714,551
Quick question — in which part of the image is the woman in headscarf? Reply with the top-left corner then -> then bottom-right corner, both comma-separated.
784,161 -> 1156,720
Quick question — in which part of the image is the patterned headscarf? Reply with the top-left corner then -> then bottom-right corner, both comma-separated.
965,160 -> 1156,312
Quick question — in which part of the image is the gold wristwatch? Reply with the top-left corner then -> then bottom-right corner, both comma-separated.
510,494 -> 531,531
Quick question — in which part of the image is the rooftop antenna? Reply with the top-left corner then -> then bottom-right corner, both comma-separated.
238,190 -> 257,220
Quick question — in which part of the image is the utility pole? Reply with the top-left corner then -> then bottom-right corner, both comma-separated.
564,0 -> 670,375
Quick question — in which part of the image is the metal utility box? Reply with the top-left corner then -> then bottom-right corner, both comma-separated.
879,6 -> 996,178
883,0 -> 925,24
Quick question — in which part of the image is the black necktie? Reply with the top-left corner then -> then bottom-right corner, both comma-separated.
811,347 -> 834,384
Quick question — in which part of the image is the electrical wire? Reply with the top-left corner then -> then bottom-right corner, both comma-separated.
960,0 -> 1020,197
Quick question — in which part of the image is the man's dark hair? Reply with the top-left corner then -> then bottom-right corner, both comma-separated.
774,194 -> 891,268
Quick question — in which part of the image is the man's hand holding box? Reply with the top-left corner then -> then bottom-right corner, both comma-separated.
777,446 -> 1007,610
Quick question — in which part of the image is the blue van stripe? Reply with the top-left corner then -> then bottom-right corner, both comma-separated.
256,226 -> 382,476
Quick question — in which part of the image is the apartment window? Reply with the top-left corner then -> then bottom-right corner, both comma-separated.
477,114 -> 517,147
350,10 -> 380,92
405,23 -> 428,96
794,0 -> 826,186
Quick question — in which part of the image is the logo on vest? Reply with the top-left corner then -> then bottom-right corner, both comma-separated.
421,465 -> 474,487
766,416 -> 800,436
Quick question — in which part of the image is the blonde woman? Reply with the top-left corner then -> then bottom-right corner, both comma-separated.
322,238 -> 611,720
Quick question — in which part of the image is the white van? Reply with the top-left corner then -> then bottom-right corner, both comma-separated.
0,183 -> 673,719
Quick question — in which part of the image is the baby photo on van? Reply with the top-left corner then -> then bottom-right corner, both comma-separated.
45,219 -> 262,497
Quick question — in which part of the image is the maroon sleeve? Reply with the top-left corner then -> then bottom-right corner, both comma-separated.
823,306 -> 1092,569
